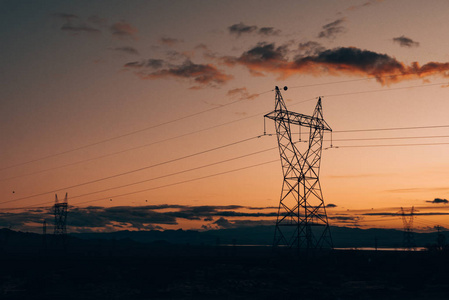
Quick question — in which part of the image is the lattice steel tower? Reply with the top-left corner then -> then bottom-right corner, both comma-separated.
400,206 -> 415,250
265,86 -> 333,250
54,193 -> 68,236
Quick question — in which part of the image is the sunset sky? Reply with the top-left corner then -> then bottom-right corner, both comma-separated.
1,0 -> 449,233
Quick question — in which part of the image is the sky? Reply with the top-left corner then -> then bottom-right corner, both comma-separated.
1,0 -> 449,234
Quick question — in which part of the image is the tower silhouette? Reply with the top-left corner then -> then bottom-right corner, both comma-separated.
53,193 -> 68,249
400,206 -> 415,250
265,86 -> 333,250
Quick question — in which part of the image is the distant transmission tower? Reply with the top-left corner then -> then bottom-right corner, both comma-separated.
53,193 -> 68,249
400,206 -> 415,250
265,86 -> 333,251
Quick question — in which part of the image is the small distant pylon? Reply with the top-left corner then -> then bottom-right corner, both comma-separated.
400,206 -> 415,250
53,193 -> 68,250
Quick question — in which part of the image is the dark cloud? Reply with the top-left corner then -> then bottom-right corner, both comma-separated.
427,198 -> 449,204
52,13 -> 79,21
111,46 -> 139,55
258,27 -> 281,36
224,43 -> 449,84
124,59 -> 165,69
228,22 -> 257,36
213,217 -> 233,229
326,203 -> 337,208
227,87 -> 260,100
0,204 -> 277,233
347,0 -> 383,11
228,23 -> 281,37
222,42 -> 289,77
60,23 -> 100,34
110,21 -> 138,40
159,37 -> 183,46
318,18 -> 346,39
393,35 -> 420,48
298,41 -> 326,56
125,59 -> 233,88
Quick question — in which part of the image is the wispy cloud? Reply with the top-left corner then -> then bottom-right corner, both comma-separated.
159,37 -> 183,47
318,18 -> 346,39
347,0 -> 384,11
227,87 -> 260,100
110,46 -> 139,55
228,22 -> 281,37
393,35 -> 420,48
110,21 -> 138,40
125,59 -> 233,89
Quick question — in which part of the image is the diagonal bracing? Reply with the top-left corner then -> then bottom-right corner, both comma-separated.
265,86 -> 333,250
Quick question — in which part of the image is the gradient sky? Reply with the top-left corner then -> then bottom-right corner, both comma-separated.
1,0 -> 449,233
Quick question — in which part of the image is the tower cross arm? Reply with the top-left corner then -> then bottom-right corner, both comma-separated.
264,110 -> 332,131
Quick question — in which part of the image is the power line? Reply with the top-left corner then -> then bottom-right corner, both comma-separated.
332,142 -> 449,149
328,135 -> 449,142
65,146 -> 278,201
0,159 -> 279,210
0,135 -> 265,206
0,113 -> 263,182
0,91 -> 272,171
334,125 -> 449,134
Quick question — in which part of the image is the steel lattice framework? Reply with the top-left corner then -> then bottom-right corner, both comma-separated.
54,193 -> 68,236
400,206 -> 415,250
265,86 -> 333,250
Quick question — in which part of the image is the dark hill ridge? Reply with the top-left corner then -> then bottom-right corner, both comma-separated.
72,225 -> 445,248
1,226 -> 447,253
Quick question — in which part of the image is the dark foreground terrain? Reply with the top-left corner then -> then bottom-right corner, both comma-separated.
1,246 -> 449,300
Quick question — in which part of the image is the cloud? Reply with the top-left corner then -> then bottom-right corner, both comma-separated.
110,21 -> 138,40
159,37 -> 183,47
223,43 -> 449,83
228,22 -> 281,37
52,12 -> 101,35
228,22 -> 258,36
60,23 -> 100,34
52,13 -> 79,21
227,87 -> 260,100
393,35 -> 420,48
427,198 -> 449,204
298,41 -> 326,56
111,46 -> 139,55
125,59 -> 233,88
347,0 -> 384,11
213,217 -> 234,229
125,59 -> 165,69
258,27 -> 281,36
318,18 -> 346,39
222,42 -> 289,77
0,204 -> 277,233
326,203 -> 337,208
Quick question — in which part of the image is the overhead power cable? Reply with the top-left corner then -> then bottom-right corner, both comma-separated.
332,142 -> 449,149
0,159 -> 279,210
0,135 -> 266,206
0,90 -> 271,171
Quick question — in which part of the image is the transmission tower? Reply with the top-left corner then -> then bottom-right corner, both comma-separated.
264,86 -> 333,251
400,206 -> 415,250
53,193 -> 68,249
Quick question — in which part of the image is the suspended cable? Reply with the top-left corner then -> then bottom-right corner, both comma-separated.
0,135 -> 266,206
0,159 -> 279,210
0,90 -> 272,171
332,142 -> 449,149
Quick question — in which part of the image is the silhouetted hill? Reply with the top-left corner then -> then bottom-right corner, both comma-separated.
72,226 -> 448,248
